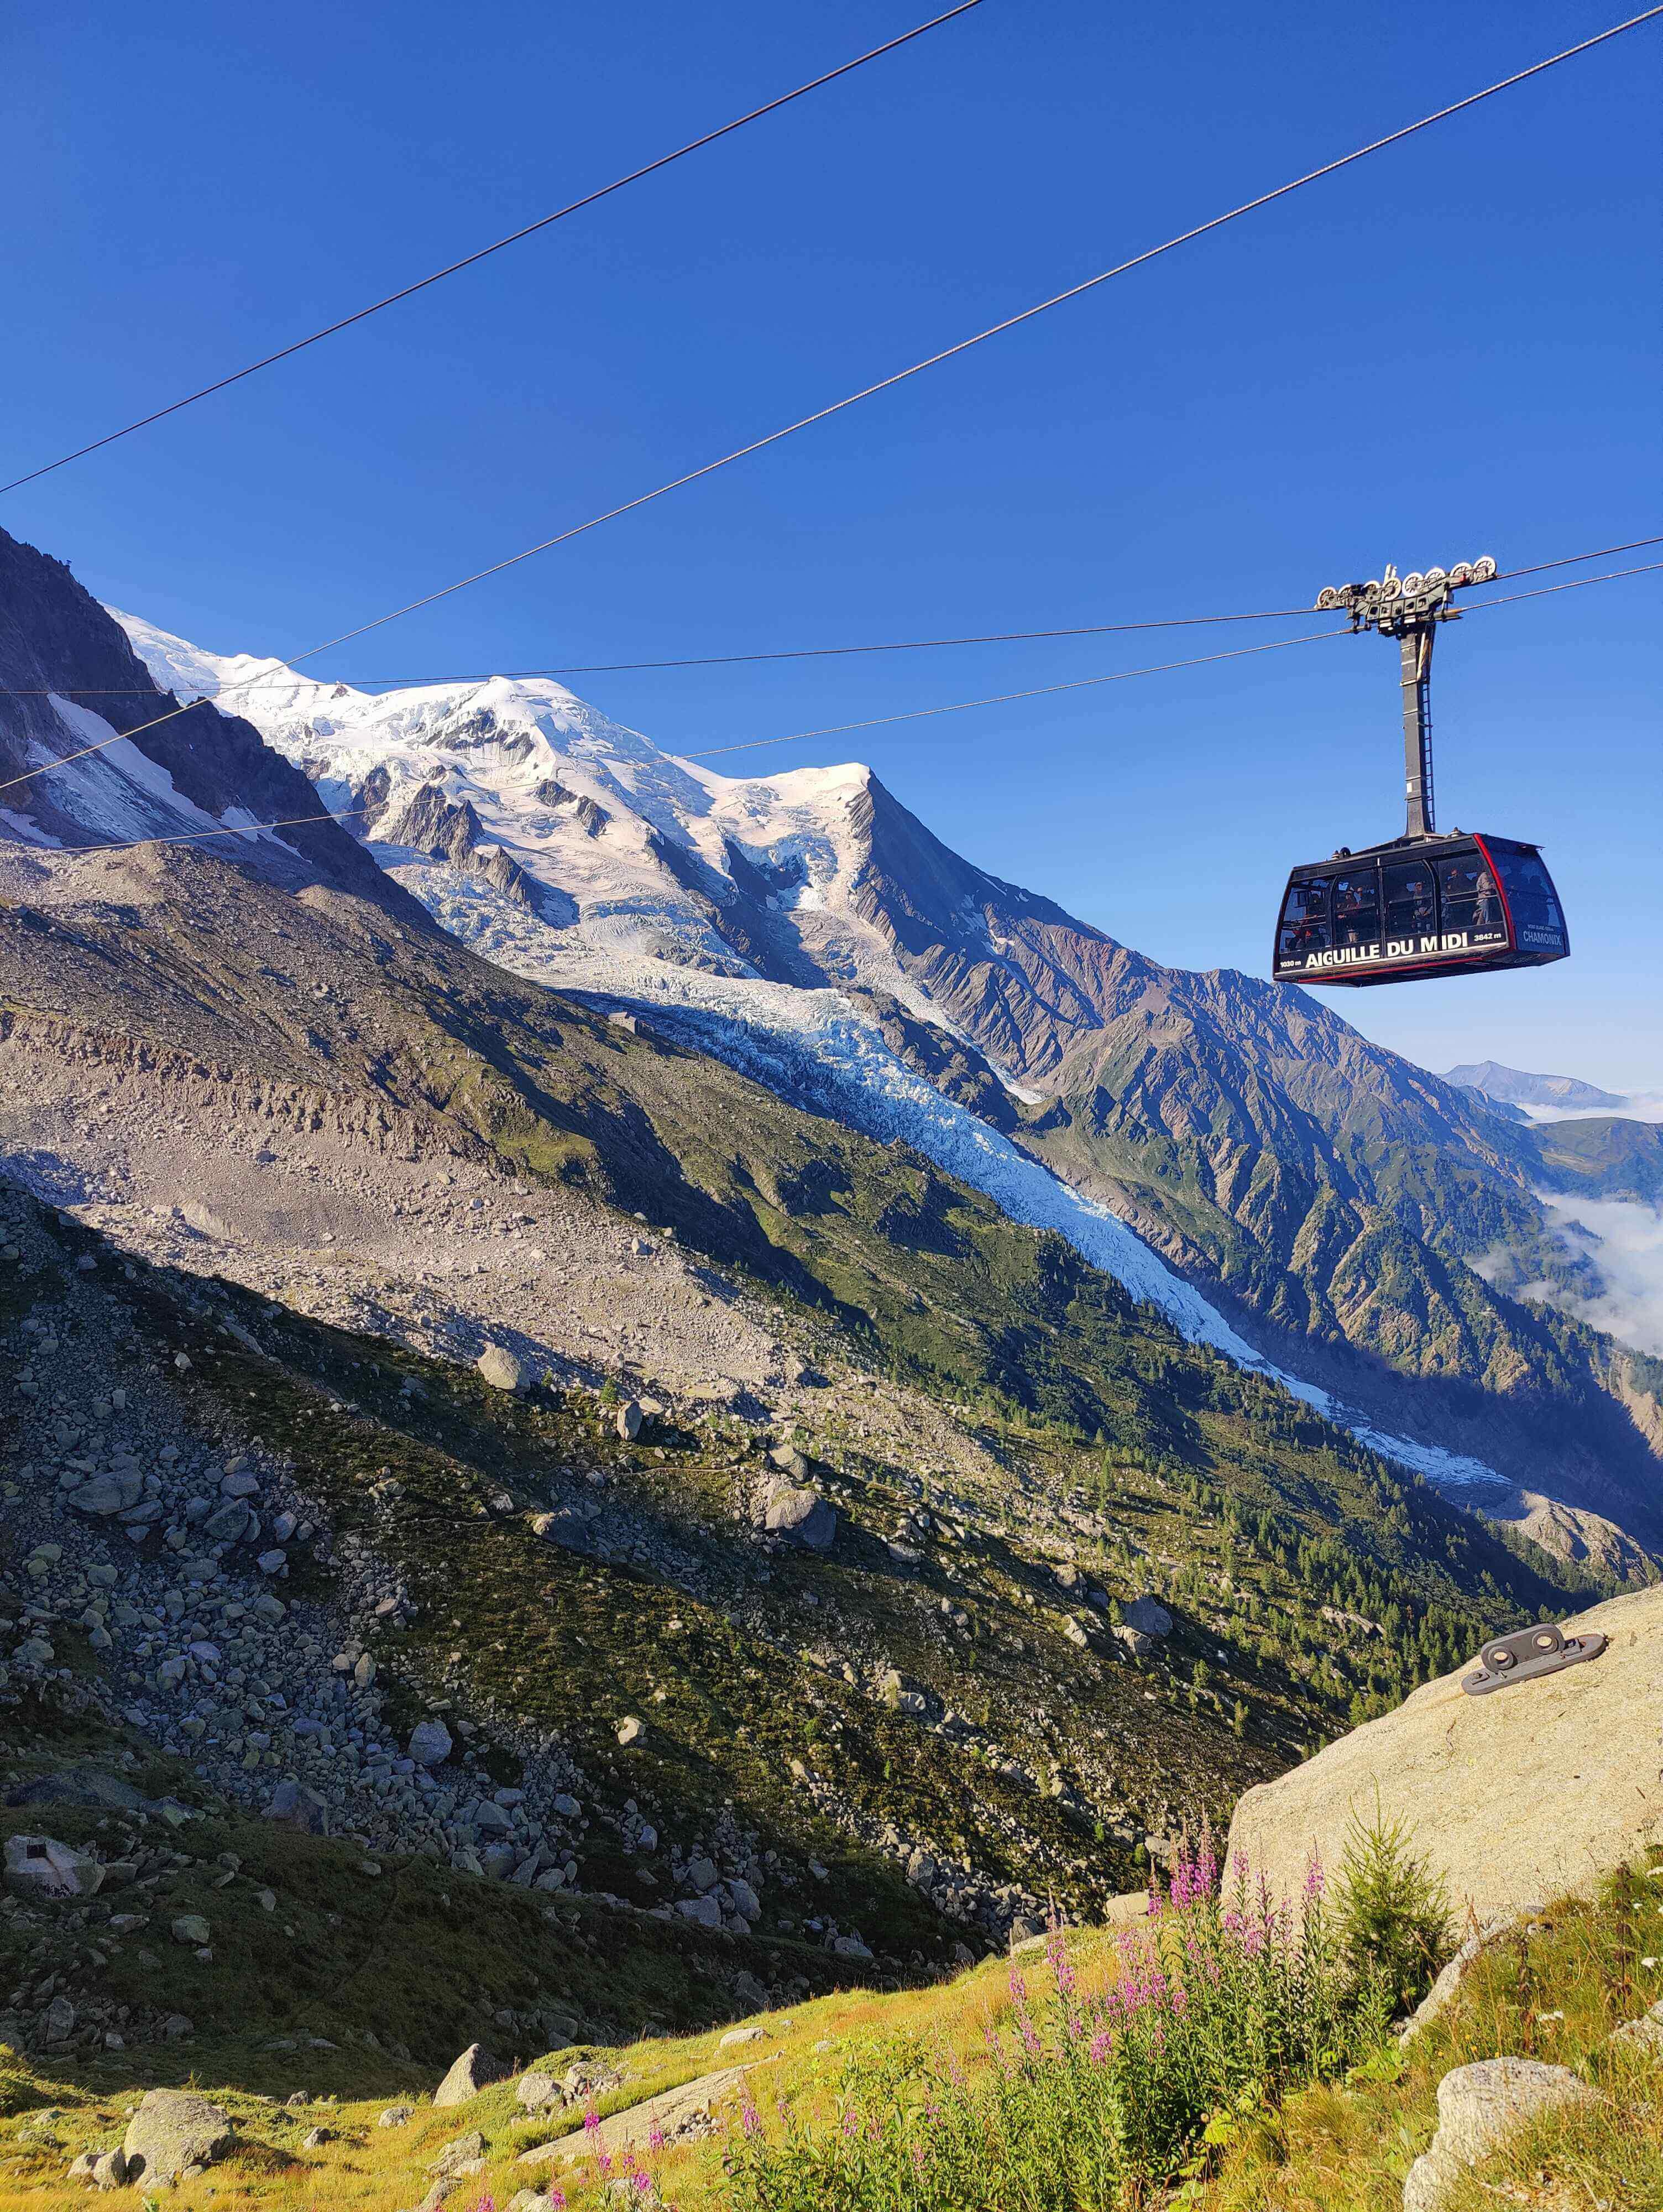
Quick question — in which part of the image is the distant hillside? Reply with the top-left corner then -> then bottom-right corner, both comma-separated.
1445,1059 -> 1629,1112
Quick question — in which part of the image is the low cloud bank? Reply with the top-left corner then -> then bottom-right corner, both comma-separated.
1539,1193 -> 1663,1356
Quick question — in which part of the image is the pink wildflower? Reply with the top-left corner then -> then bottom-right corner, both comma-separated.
1048,1930 -> 1077,1999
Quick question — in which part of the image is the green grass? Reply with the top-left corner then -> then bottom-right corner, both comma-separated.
7,1860 -> 1656,2212
1200,1853 -> 1663,2210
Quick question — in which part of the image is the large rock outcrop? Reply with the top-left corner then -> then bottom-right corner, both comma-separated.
121,2090 -> 236,2185
1226,1585 -> 1662,1923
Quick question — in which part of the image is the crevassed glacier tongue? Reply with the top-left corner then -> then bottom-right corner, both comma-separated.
582,975 -> 1500,1493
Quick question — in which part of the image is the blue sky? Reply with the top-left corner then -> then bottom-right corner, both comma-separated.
4,1 -> 1659,1086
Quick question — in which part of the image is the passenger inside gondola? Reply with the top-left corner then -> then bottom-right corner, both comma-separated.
1331,870 -> 1379,948
1383,860 -> 1436,937
1278,879 -> 1330,958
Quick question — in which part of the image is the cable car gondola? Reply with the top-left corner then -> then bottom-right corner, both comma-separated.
1271,559 -> 1570,989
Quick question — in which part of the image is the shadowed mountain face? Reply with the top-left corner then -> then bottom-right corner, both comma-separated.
0,528 -> 421,919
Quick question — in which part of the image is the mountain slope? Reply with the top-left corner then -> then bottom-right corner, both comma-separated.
0,853 -> 1605,1997
108,604 -> 1663,1537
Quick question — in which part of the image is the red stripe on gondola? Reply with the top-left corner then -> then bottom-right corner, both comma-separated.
1471,833 -> 1516,949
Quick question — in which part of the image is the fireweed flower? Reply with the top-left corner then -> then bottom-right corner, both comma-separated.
1048,1929 -> 1078,1999
648,2127 -> 666,2152
1008,1968 -> 1028,2005
1089,2031 -> 1112,2065
583,2110 -> 601,2134
1304,1851 -> 1327,1903
740,2100 -> 762,2141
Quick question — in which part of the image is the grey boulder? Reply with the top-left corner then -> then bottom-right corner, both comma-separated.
5,1833 -> 104,1898
266,1781 -> 330,1835
69,1473 -> 144,1516
764,1486 -> 836,1550
409,1718 -> 453,1768
433,2042 -> 505,2107
477,1345 -> 524,1392
1612,1997 -> 1663,2052
1403,2057 -> 1606,2209
1435,2058 -> 1603,2163
121,2090 -> 236,2186
430,2128 -> 488,2176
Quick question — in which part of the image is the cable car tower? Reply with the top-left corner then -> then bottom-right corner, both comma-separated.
1271,556 -> 1571,988
1317,557 -> 1498,839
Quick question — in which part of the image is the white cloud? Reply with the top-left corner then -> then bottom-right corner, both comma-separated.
1536,1193 -> 1663,1356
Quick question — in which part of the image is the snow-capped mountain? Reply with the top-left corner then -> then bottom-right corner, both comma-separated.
107,607 -> 1663,1545
114,609 -> 946,1006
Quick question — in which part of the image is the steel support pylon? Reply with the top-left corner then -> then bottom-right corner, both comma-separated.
1400,624 -> 1436,839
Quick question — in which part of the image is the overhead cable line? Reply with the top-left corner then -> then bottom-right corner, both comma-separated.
32,565 -> 1656,852
0,601 -> 1333,696
1483,534 -> 1663,583
683,629 -> 1348,757
1450,560 -> 1663,614
4,10 -> 1659,801
212,7 -> 1663,677
0,1 -> 986,498
1,536 -> 1654,701
686,563 -> 1663,759
41,805 -> 375,859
